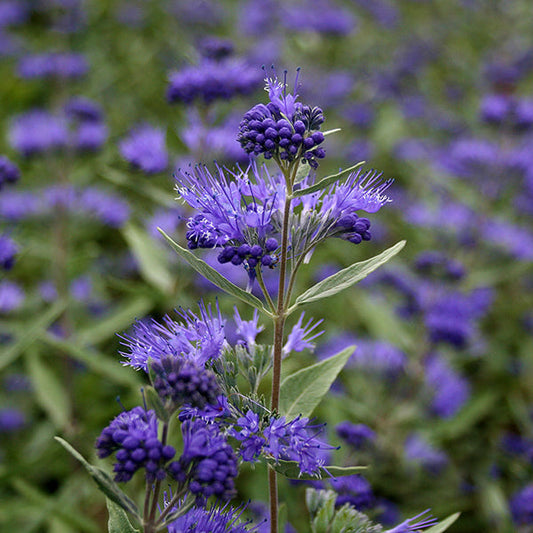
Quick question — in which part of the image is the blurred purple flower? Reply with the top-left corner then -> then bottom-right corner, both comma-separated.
0,280 -> 24,313
17,52 -> 88,79
119,124 -> 168,174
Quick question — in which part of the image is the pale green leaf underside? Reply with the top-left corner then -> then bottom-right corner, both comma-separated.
122,223 -> 174,293
268,458 -> 366,480
425,513 -> 461,533
293,161 -> 365,197
159,229 -> 271,316
107,499 -> 140,533
279,345 -> 354,420
291,240 -> 406,309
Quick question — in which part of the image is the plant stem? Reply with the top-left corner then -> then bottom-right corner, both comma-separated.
269,165 -> 295,533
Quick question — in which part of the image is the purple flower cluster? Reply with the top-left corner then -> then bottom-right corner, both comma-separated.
238,75 -> 326,168
510,483 -> 533,525
167,503 -> 257,533
96,407 -> 175,482
330,474 -> 374,509
9,102 -> 108,157
0,155 -> 20,189
167,59 -> 261,105
480,93 -> 533,130
119,124 -> 168,174
0,280 -> 24,313
17,52 -> 88,79
150,356 -> 221,411
0,186 -> 129,227
0,234 -> 17,270
168,419 -> 238,503
336,421 -> 376,450
424,354 -> 470,418
120,302 -> 226,371
176,163 -> 391,284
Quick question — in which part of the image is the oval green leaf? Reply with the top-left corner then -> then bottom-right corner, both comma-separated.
107,499 -> 140,533
279,345 -> 354,420
291,241 -> 405,310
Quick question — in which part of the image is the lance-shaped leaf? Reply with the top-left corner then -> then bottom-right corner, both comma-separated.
107,500 -> 140,533
122,223 -> 174,293
26,349 -> 70,430
267,458 -> 366,480
424,513 -> 460,533
55,437 -> 140,519
159,229 -> 272,316
293,161 -> 365,197
289,240 -> 405,311
0,299 -> 66,371
279,346 -> 354,420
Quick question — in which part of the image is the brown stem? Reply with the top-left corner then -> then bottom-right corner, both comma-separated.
269,171 -> 294,533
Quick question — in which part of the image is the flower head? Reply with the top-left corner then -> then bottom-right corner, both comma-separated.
119,124 -> 168,174
120,302 -> 226,371
238,71 -> 326,168
0,156 -> 20,189
96,407 -> 175,483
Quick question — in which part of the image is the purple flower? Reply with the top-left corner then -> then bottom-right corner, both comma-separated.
167,59 -> 261,105
0,155 -> 20,189
9,110 -> 69,157
167,503 -> 257,533
0,234 -> 18,270
78,187 -> 130,227
198,37 -> 234,61
0,407 -> 26,433
425,354 -> 470,418
0,2 -> 28,27
479,94 -> 512,125
264,415 -> 335,476
0,280 -> 24,313
0,191 -> 39,221
234,308 -> 264,347
281,0 -> 357,35
119,124 -> 168,174
168,419 -> 238,503
74,121 -> 108,152
120,302 -> 226,371
230,410 -> 266,462
150,356 -> 221,411
237,73 -> 326,168
510,484 -> 533,525
386,510 -> 438,532
330,474 -> 374,510
64,97 -> 103,122
336,421 -> 376,450
17,52 -> 88,79
146,207 -> 183,240
404,434 -> 448,474
96,407 -> 175,483
283,313 -> 323,356
349,339 -> 407,377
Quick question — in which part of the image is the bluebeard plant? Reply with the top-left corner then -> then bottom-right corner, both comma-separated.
53,69 -> 457,533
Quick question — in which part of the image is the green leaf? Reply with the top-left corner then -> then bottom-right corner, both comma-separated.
107,499 -> 140,533
267,459 -> 366,480
291,241 -> 406,310
122,223 -> 174,293
159,229 -> 272,316
293,161 -> 365,197
41,333 -> 140,388
0,299 -> 67,372
279,345 -> 354,419
55,437 -> 140,519
145,386 -> 170,422
25,350 -> 70,430
424,513 -> 460,533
